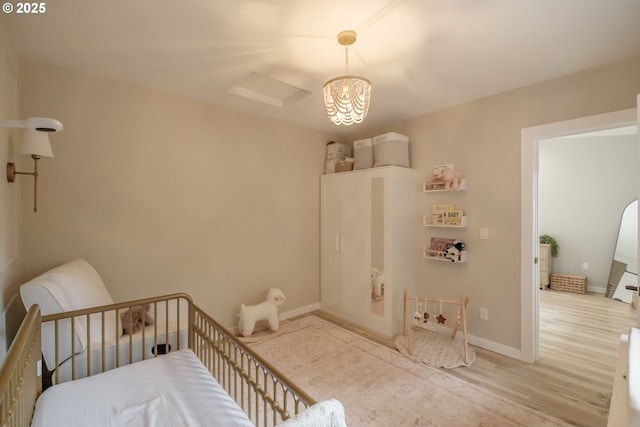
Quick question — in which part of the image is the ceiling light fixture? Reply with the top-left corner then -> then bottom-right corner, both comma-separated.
323,30 -> 371,126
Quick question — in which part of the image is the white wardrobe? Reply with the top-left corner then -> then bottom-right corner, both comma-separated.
320,166 -> 416,337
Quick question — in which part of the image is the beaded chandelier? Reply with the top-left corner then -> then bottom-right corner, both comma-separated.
323,30 -> 372,126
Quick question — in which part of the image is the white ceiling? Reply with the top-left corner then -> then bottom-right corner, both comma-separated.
5,0 -> 640,136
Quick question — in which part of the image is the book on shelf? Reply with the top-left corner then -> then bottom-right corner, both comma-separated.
431,203 -> 454,225
425,180 -> 447,191
429,237 -> 456,258
444,209 -> 464,226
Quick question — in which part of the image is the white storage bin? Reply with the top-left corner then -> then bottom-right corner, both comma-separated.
353,138 -> 373,170
373,132 -> 410,167
324,158 -> 337,174
325,141 -> 352,160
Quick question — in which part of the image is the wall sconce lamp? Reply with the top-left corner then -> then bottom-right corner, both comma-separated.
1,117 -> 63,212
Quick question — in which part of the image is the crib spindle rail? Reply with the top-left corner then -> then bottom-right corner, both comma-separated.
0,305 -> 42,427
189,307 -> 315,426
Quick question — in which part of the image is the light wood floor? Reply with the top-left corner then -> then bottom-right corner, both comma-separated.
311,290 -> 638,427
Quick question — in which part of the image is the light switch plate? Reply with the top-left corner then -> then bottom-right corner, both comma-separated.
480,227 -> 489,240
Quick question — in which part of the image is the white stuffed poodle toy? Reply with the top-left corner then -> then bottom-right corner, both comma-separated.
238,288 -> 286,337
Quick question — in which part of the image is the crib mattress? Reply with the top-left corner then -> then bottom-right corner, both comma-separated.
31,349 -> 253,427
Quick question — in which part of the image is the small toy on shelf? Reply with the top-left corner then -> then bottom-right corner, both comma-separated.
439,168 -> 462,190
445,240 -> 467,262
424,163 -> 466,192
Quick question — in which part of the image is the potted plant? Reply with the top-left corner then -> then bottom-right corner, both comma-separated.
539,234 -> 559,257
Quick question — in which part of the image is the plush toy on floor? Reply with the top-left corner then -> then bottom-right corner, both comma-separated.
238,288 -> 286,337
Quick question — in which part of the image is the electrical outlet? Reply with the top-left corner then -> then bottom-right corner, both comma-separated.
480,307 -> 489,321
582,262 -> 589,270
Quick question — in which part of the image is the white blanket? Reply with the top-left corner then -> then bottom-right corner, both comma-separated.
277,399 -> 347,427
32,350 -> 253,427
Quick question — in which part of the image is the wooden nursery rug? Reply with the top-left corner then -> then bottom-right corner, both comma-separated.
393,327 -> 476,368
249,315 -> 570,426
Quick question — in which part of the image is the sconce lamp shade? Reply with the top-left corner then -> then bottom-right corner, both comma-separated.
21,130 -> 54,158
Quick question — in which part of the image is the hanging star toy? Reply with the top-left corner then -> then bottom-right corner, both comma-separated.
436,314 -> 446,324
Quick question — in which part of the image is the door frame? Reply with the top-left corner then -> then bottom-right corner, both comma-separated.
520,107 -> 638,363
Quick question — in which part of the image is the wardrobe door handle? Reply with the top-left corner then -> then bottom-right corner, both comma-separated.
335,235 -> 340,252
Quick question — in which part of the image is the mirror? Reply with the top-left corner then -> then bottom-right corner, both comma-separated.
607,199 -> 638,301
371,177 -> 384,317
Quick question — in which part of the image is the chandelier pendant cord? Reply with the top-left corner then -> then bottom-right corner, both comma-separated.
344,44 -> 350,75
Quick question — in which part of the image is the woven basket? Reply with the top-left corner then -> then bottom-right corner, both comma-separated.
550,274 -> 587,294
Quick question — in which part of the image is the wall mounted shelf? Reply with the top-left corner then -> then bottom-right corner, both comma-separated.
423,215 -> 467,228
423,178 -> 467,192
423,248 -> 468,263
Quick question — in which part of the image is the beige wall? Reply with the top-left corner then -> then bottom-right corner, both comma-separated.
6,42 -> 640,354
0,14 -> 27,359
15,59 -> 330,329
352,55 -> 640,350
539,134 -> 637,291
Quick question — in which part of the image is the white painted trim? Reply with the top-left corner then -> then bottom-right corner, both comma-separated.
521,108 -> 638,364
414,322 -> 522,359
467,334 -> 522,360
521,125 -> 539,363
282,307 -> 528,362
589,286 -> 607,295
280,303 -> 322,321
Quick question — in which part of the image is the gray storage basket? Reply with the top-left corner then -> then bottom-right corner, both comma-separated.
353,138 -> 374,170
373,132 -> 410,167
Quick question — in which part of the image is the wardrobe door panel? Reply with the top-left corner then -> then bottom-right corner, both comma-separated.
320,175 -> 341,312
320,166 -> 416,338
339,173 -> 370,319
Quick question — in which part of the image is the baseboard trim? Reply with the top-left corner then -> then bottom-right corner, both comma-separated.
413,322 -> 522,360
228,303 -> 322,337
467,334 -> 522,360
280,303 -> 322,321
234,302 -> 524,361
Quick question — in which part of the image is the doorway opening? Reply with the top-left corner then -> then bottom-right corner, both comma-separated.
520,107 -> 638,363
